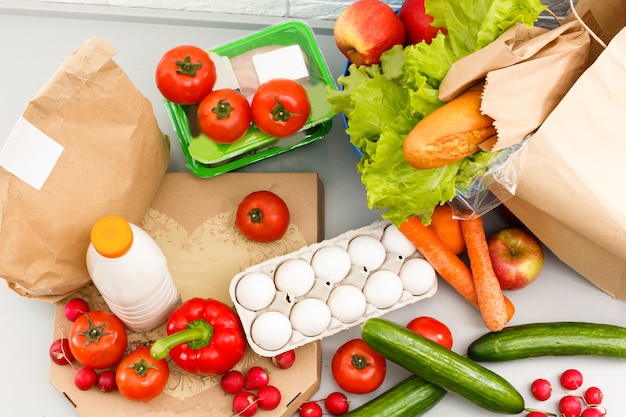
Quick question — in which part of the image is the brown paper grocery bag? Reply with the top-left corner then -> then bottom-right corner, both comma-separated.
504,0 -> 626,298
0,37 -> 170,301
440,20 -> 590,151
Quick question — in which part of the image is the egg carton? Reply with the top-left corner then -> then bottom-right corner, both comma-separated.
229,220 -> 438,356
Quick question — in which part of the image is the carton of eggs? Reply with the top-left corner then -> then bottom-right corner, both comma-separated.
229,220 -> 438,356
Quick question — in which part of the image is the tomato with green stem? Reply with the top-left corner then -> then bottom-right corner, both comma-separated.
235,190 -> 290,243
155,45 -> 216,105
197,88 -> 251,143
251,78 -> 311,138
68,311 -> 128,369
331,338 -> 386,394
116,346 -> 170,402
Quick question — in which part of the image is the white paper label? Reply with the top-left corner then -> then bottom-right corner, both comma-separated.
0,117 -> 63,190
210,52 -> 241,91
253,45 -> 309,84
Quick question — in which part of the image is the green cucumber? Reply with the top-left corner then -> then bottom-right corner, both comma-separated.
468,321 -> 626,362
362,318 -> 525,415
344,374 -> 446,417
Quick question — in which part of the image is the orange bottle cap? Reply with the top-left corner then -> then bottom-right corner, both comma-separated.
90,215 -> 133,258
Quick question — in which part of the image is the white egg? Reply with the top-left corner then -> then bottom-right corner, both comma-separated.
347,235 -> 386,271
381,224 -> 417,258
290,298 -> 331,337
274,259 -> 315,297
399,258 -> 437,295
327,285 -> 367,323
235,272 -> 276,311
251,311 -> 293,352
310,246 -> 352,284
363,270 -> 404,309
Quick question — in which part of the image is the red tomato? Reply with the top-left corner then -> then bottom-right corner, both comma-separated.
197,88 -> 251,144
235,190 -> 290,242
155,45 -> 216,105
251,78 -> 311,137
68,311 -> 128,369
406,316 -> 453,349
331,338 -> 386,394
116,346 -> 170,402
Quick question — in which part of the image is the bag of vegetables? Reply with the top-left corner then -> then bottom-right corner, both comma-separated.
327,0 -> 591,227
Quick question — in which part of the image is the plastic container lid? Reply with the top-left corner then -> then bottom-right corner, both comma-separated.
90,215 -> 134,258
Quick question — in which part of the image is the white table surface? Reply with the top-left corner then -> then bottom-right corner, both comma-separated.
2,2 -> 626,416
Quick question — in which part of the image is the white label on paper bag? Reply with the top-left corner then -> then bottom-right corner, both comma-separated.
253,45 -> 309,84
0,117 -> 63,190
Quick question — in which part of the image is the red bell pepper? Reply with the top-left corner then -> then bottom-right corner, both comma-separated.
150,297 -> 246,376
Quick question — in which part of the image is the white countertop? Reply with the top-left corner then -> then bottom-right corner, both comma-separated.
2,2 -> 626,416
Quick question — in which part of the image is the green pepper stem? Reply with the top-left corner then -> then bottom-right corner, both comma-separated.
150,319 -> 213,360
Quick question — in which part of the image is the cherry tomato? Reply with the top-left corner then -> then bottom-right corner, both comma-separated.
155,45 -> 216,105
251,78 -> 311,137
116,346 -> 169,402
68,311 -> 128,369
331,338 -> 386,394
406,316 -> 453,349
235,190 -> 290,242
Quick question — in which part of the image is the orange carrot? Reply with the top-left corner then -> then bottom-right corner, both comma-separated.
429,204 -> 466,255
460,216 -> 508,332
399,216 -> 479,308
399,216 -> 515,324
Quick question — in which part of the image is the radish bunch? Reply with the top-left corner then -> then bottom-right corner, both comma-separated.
222,367 -> 281,416
299,391 -> 350,416
527,368 -> 606,417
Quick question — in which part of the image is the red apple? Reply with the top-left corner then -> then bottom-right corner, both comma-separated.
488,227 -> 544,290
397,0 -> 447,45
334,0 -> 406,66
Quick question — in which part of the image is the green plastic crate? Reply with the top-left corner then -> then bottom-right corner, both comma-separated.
164,20 -> 337,178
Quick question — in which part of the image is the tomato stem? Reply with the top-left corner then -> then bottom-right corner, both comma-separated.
77,313 -> 111,346
129,358 -> 159,377
175,55 -> 203,76
270,97 -> 304,122
247,207 -> 264,224
150,319 -> 214,360
212,99 -> 235,119
351,354 -> 371,370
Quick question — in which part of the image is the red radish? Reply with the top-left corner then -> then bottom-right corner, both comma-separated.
244,366 -> 270,390
584,386 -> 604,405
257,385 -> 281,410
96,369 -> 117,392
560,368 -> 583,390
64,297 -> 90,322
581,406 -> 606,417
232,391 -> 258,417
49,338 -> 74,365
324,391 -> 350,415
559,395 -> 583,417
221,370 -> 245,394
530,378 -> 552,401
526,412 -> 548,417
299,401 -> 323,417
271,349 -> 296,369
75,367 -> 97,391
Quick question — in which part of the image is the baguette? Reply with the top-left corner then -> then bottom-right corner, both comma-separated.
403,89 -> 496,170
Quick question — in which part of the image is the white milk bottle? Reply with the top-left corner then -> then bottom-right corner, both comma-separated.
86,215 -> 180,332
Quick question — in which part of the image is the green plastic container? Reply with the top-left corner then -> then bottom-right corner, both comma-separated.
164,20 -> 337,178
